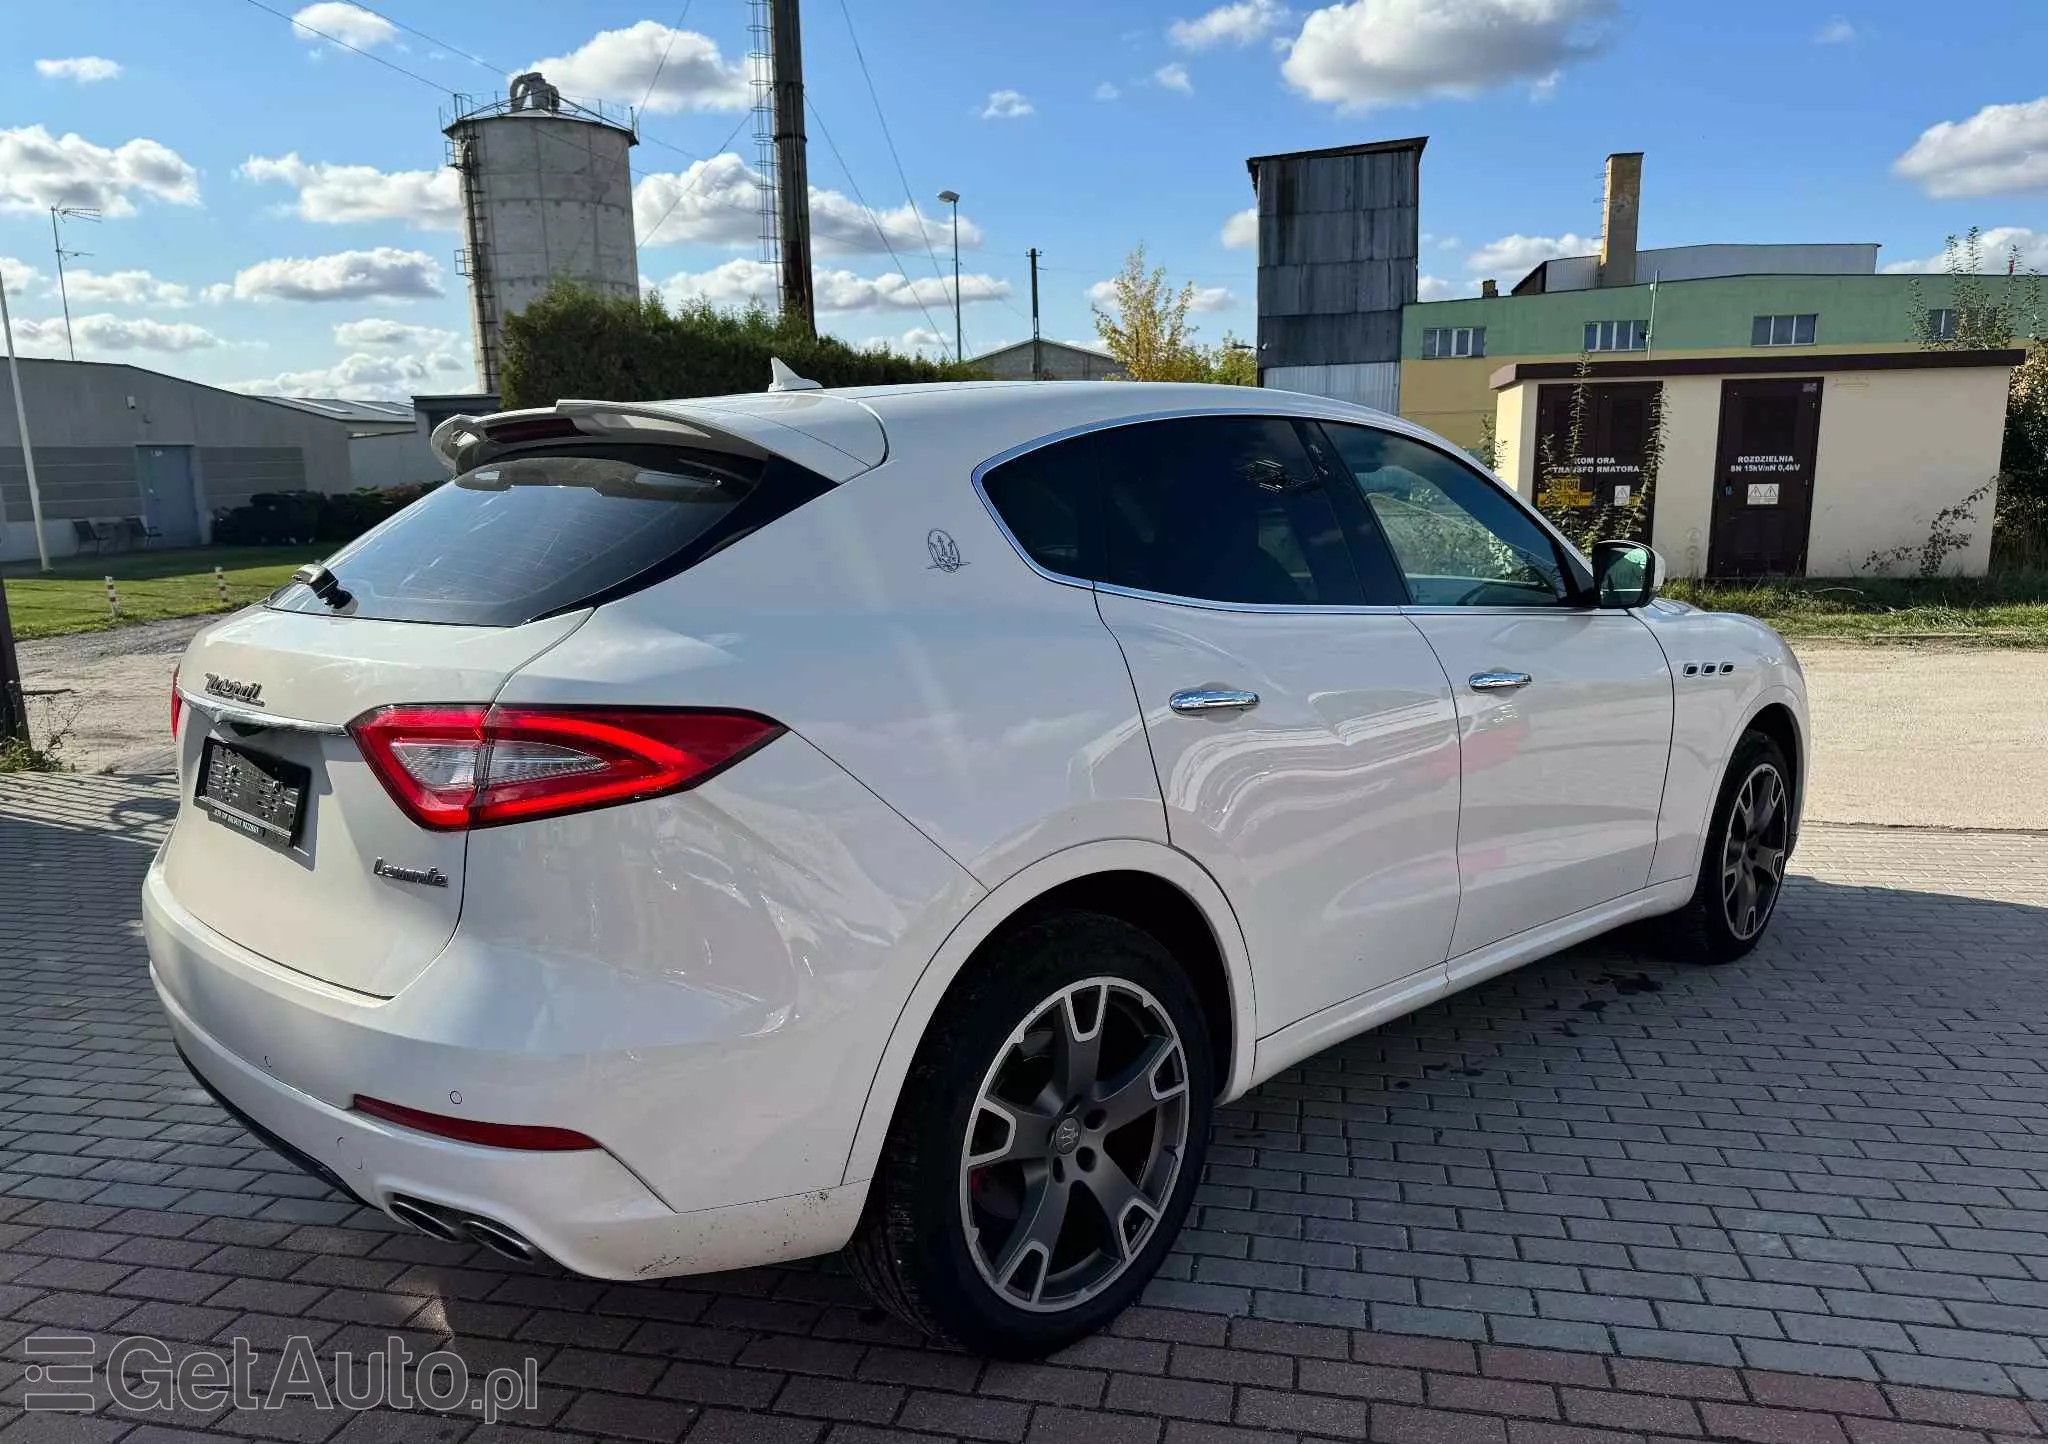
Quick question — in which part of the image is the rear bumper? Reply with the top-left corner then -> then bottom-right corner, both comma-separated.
144,855 -> 884,1280
153,952 -> 868,1279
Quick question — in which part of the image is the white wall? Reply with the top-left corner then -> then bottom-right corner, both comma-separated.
1805,367 -> 2009,576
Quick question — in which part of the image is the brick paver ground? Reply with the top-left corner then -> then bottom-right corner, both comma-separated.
3,773 -> 2047,1442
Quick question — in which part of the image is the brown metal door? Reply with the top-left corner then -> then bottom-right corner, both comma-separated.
1535,381 -> 1661,542
1708,378 -> 1821,578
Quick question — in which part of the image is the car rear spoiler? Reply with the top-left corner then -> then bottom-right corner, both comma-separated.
429,394 -> 888,483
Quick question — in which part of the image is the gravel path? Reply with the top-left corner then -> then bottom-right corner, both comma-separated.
15,614 -> 210,774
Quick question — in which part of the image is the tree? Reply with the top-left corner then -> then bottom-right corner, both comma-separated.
1205,334 -> 1258,387
499,282 -> 981,409
1091,244 -> 1211,382
1907,230 -> 2048,567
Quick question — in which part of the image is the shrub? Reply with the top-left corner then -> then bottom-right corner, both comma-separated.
210,482 -> 440,548
499,282 -> 983,408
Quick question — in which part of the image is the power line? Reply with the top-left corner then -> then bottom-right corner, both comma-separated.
803,95 -> 953,356
639,110 -> 756,252
639,2 -> 699,114
234,0 -> 458,97
835,0 -> 960,353
321,0 -> 503,79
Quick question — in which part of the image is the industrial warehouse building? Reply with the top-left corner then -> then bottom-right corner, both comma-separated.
0,358 -> 355,564
1247,138 -> 2036,579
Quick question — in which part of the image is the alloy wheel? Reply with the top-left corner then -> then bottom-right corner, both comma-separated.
957,977 -> 1191,1313
1722,762 -> 1788,941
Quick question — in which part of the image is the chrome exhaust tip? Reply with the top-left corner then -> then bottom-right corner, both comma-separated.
387,1195 -> 466,1243
462,1216 -> 538,1263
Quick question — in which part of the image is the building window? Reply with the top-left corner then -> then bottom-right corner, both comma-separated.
1926,306 -> 2005,343
1585,319 -> 1649,352
1752,313 -> 1817,347
1422,326 -> 1485,359
1927,308 -> 1958,341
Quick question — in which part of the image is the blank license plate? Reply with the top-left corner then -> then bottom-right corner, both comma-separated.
197,738 -> 310,849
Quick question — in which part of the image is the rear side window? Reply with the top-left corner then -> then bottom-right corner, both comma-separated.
269,444 -> 828,626
980,434 -> 1099,579
1098,416 -> 1363,606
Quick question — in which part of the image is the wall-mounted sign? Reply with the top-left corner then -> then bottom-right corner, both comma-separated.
1613,484 -> 1632,505
1733,454 -> 1801,474
1747,483 -> 1781,506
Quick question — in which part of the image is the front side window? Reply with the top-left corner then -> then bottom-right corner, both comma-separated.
1585,319 -> 1649,352
1321,424 -> 1573,608
1095,416 -> 1364,606
1752,313 -> 1818,346
1422,326 -> 1486,359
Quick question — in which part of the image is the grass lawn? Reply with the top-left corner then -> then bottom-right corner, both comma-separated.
1667,573 -> 2048,645
1,546 -> 325,640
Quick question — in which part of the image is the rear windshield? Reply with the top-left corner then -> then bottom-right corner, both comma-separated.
268,444 -> 828,626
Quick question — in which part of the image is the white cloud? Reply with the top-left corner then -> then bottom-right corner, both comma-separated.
1154,63 -> 1194,93
1814,16 -> 1855,43
232,247 -> 444,303
1881,227 -> 2048,275
1281,0 -> 1616,110
1086,280 -> 1117,306
1894,96 -> 2048,199
0,125 -> 200,215
527,20 -> 750,112
60,269 -> 193,308
36,57 -> 122,83
1170,0 -> 1290,49
291,2 -> 396,49
1094,82 -> 1122,101
868,326 -> 949,358
1189,286 -> 1234,312
0,256 -> 44,298
1418,275 -> 1473,300
1222,207 -> 1259,249
13,313 -> 223,354
334,317 -> 463,350
234,350 -> 470,402
239,153 -> 462,230
1465,231 -> 1597,275
655,258 -> 1011,313
980,89 -> 1034,119
633,153 -> 984,256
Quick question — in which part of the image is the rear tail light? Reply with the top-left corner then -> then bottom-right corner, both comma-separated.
349,704 -> 783,831
171,665 -> 182,740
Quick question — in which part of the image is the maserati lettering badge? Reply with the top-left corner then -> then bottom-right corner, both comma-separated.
374,857 -> 450,888
926,529 -> 966,573
203,673 -> 264,706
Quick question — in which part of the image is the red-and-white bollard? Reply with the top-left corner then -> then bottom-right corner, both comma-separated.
215,566 -> 228,607
105,576 -> 119,620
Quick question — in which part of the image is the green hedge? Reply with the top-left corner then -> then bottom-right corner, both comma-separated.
210,483 -> 440,547
499,282 -> 983,409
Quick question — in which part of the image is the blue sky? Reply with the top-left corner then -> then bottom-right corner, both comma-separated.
2,0 -> 2044,399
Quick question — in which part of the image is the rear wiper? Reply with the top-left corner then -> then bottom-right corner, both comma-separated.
291,563 -> 354,611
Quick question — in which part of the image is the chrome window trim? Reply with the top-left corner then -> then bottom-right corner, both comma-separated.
967,403 -> 1599,617
178,690 -> 348,736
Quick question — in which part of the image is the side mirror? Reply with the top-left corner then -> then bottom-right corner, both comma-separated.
1591,540 -> 1666,609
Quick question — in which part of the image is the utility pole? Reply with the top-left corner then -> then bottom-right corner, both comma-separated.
49,206 -> 100,363
0,560 -> 23,745
768,0 -> 815,334
0,269 -> 51,573
1028,248 -> 1043,381
938,190 -> 962,362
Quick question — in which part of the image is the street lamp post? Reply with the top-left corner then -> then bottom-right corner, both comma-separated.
937,189 -> 962,364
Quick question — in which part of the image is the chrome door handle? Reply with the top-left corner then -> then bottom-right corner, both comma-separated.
1469,671 -> 1533,692
1170,688 -> 1260,714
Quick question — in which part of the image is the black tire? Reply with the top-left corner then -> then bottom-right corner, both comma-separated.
1662,728 -> 1794,965
845,912 -> 1214,1357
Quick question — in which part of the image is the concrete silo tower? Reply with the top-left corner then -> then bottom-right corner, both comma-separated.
444,74 -> 639,393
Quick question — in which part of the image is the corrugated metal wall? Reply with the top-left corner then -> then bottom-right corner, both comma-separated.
197,447 -> 310,511
1253,140 -> 1423,409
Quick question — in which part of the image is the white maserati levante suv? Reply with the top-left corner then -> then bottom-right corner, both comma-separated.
146,379 -> 1807,1356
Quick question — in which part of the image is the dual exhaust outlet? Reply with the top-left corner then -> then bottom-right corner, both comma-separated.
387,1195 -> 540,1264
